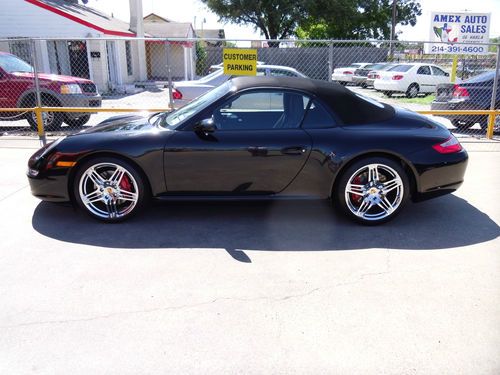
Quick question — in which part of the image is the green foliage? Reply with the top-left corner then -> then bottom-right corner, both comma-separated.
195,41 -> 207,76
201,0 -> 421,43
301,0 -> 422,40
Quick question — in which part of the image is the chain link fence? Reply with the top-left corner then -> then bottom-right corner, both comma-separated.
0,37 -> 498,149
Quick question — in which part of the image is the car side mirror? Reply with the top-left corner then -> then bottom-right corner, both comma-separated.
195,118 -> 216,133
445,72 -> 449,77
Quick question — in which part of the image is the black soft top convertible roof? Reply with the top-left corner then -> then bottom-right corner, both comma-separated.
230,76 -> 395,125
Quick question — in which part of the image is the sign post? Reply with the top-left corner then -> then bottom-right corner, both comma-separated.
223,48 -> 257,76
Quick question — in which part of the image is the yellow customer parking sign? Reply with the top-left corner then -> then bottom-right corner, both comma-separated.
223,48 -> 257,76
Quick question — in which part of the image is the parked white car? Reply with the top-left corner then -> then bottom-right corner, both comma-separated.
172,65 -> 308,107
373,63 -> 450,98
331,63 -> 371,85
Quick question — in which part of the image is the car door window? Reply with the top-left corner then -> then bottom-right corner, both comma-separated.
417,66 -> 431,75
270,69 -> 297,77
431,66 -> 447,76
213,91 -> 307,130
302,100 -> 337,129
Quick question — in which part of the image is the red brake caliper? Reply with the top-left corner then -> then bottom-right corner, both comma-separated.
351,175 -> 363,205
119,174 -> 132,192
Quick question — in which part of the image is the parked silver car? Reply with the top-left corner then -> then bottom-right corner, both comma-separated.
172,65 -> 308,107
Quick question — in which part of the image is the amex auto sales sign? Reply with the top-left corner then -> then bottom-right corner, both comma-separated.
424,12 -> 491,55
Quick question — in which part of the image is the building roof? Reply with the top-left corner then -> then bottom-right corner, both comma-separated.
143,13 -> 172,23
25,0 -> 135,36
144,22 -> 194,38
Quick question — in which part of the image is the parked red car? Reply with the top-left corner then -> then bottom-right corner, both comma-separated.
0,52 -> 101,130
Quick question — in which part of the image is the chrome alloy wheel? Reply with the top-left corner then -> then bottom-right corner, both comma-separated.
344,163 -> 404,221
78,162 -> 139,219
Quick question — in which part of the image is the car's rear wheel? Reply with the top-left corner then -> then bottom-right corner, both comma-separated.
73,157 -> 148,222
334,157 -> 409,225
383,91 -> 393,97
405,83 -> 419,98
65,114 -> 91,128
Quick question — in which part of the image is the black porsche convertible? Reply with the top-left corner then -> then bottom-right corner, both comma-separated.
27,76 -> 468,224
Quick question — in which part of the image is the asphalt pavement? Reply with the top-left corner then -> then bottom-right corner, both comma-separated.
0,139 -> 499,375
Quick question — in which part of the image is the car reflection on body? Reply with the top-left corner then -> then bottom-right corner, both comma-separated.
27,77 -> 468,224
171,65 -> 307,107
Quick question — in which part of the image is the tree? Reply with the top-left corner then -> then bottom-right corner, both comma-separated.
200,0 -> 308,45
300,0 -> 422,40
202,0 -> 421,45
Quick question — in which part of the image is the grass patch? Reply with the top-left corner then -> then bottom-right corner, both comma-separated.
397,95 -> 435,104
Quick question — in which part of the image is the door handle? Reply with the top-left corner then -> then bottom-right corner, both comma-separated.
247,146 -> 268,156
281,146 -> 306,155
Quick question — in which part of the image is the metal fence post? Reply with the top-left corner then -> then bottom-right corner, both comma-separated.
486,44 -> 500,139
30,39 -> 46,146
165,40 -> 174,110
328,41 -> 333,82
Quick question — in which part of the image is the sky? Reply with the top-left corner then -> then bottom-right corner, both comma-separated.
86,0 -> 500,41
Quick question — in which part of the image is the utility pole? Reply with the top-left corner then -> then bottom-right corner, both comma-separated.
390,0 -> 397,59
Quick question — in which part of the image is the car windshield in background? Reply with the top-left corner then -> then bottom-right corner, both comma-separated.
197,69 -> 224,83
163,81 -> 232,127
0,54 -> 33,73
370,63 -> 387,70
388,65 -> 413,72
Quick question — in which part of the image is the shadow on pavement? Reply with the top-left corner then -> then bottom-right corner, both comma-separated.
32,195 -> 499,254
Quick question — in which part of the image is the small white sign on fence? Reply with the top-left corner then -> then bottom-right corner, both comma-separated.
424,12 -> 491,55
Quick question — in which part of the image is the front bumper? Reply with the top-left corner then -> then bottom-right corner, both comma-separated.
58,94 -> 102,119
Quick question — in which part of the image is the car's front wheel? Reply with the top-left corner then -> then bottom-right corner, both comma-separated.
335,157 -> 409,225
73,157 -> 148,222
65,114 -> 91,128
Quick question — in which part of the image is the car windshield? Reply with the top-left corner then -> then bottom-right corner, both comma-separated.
388,64 -> 413,72
0,54 -> 33,73
162,81 -> 232,127
370,63 -> 387,70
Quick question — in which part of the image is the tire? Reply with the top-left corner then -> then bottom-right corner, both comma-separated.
384,91 -> 393,98
25,97 -> 63,131
405,83 -> 419,98
361,82 -> 368,89
334,157 -> 409,225
65,114 -> 91,128
73,157 -> 149,222
339,81 -> 348,86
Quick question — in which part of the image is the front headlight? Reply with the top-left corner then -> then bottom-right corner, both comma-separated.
60,84 -> 82,94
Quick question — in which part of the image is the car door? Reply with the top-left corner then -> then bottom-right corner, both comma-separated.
163,90 -> 312,194
416,65 -> 433,92
431,66 -> 450,86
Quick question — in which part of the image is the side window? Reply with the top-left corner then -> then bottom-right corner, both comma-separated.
417,66 -> 431,75
270,69 -> 297,77
302,100 -> 336,129
213,91 -> 307,130
431,66 -> 447,76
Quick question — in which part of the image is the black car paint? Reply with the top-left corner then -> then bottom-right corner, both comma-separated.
28,77 -> 468,205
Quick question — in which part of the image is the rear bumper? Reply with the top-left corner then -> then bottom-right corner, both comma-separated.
373,80 -> 405,92
352,76 -> 367,85
331,74 -> 353,83
431,101 -> 488,125
411,148 -> 469,201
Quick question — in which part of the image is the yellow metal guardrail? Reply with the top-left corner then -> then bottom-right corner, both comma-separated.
0,107 -> 498,142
